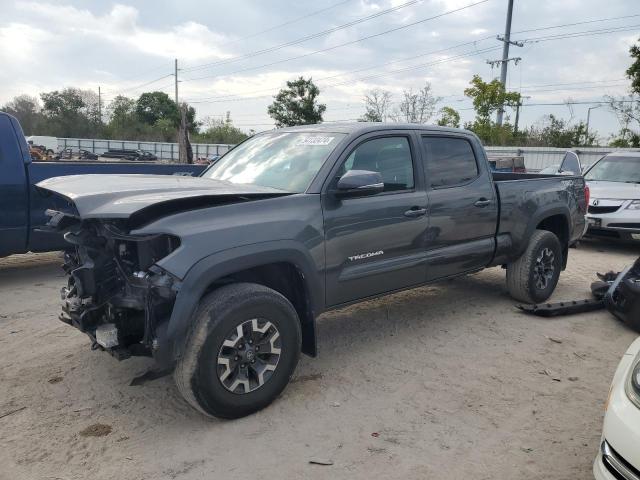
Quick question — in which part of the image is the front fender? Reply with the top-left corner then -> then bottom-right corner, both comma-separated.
157,240 -> 324,367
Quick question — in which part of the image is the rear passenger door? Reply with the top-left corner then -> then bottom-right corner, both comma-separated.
421,135 -> 498,281
323,133 -> 428,306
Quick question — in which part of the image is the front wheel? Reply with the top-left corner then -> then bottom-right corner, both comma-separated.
174,283 -> 302,419
506,229 -> 563,304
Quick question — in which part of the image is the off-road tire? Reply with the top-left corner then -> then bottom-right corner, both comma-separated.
174,282 -> 302,419
506,229 -> 563,304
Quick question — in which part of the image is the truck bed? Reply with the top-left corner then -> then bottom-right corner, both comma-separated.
491,171 -> 587,264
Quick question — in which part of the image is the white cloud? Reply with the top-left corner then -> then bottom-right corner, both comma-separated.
0,23 -> 50,62
0,0 -> 637,135
15,2 -> 231,61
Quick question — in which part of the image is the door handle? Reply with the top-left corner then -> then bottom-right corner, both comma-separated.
474,198 -> 491,208
404,207 -> 427,217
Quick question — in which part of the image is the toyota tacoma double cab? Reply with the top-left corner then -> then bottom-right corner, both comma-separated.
38,123 -> 588,418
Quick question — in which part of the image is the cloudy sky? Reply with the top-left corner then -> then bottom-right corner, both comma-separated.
0,0 -> 638,138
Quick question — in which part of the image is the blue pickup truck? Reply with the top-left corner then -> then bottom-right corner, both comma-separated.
0,112 -> 207,257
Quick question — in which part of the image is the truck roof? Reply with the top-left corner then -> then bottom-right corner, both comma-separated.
276,122 -> 472,136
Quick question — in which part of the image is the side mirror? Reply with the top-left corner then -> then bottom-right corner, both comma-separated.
334,170 -> 384,198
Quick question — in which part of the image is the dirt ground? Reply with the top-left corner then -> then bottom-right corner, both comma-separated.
0,239 -> 638,480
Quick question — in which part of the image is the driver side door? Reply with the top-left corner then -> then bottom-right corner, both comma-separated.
322,133 -> 429,307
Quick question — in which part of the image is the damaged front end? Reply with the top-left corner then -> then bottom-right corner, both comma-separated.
51,210 -> 181,362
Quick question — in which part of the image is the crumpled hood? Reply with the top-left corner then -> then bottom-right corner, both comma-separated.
586,180 -> 640,201
37,174 -> 289,219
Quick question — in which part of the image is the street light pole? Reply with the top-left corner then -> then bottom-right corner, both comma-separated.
585,105 -> 602,145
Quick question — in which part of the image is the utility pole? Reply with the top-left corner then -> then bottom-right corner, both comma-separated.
489,0 -> 523,126
97,86 -> 102,123
174,58 -> 179,105
513,95 -> 530,133
585,104 -> 602,145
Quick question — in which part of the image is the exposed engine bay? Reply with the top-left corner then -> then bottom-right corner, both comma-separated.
51,210 -> 181,360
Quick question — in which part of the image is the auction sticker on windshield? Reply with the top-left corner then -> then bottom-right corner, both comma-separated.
294,136 -> 336,146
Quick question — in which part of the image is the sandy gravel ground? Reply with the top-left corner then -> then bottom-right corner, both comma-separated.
0,239 -> 638,480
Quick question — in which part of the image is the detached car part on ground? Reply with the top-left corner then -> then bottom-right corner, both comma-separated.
593,336 -> 640,480
518,256 -> 640,333
39,123 -> 587,418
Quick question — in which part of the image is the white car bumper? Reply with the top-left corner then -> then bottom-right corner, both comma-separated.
593,338 -> 640,479
587,199 -> 640,239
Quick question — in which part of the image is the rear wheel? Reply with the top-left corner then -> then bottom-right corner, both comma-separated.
174,283 -> 301,419
506,229 -> 563,304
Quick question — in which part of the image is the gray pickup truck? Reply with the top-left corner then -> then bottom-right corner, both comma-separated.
39,123 -> 588,418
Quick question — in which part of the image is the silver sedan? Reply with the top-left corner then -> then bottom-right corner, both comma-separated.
585,152 -> 640,241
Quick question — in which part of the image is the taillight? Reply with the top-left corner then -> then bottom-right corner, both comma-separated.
584,184 -> 590,207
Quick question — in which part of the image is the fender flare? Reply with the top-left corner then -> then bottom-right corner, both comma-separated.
157,240 -> 324,367
523,206 -> 571,267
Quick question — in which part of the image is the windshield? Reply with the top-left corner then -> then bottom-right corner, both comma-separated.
202,132 -> 346,192
585,155 -> 640,183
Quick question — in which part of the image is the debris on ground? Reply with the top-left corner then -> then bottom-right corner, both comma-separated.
48,376 -> 63,384
308,458 -> 333,466
518,257 -> 640,333
79,423 -> 112,437
0,406 -> 26,420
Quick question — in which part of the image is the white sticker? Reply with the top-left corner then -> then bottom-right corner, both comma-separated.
295,136 -> 335,146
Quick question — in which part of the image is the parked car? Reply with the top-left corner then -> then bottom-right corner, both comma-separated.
41,122 -> 588,418
539,151 -> 583,175
103,149 -> 158,161
593,336 -> 640,480
0,111 -> 207,257
584,152 -> 640,241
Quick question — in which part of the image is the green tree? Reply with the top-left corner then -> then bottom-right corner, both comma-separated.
436,106 -> 461,128
464,75 -> 521,122
107,95 -> 137,125
524,114 -> 596,147
267,77 -> 326,127
463,75 -> 521,144
2,95 -> 43,135
39,88 -> 102,137
135,91 -> 179,126
194,113 -> 248,144
627,37 -> 640,95
41,88 -> 85,117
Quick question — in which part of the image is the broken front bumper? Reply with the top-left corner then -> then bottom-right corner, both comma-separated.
58,226 -> 180,362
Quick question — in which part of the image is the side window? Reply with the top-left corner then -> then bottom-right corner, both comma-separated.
422,136 -> 479,188
341,137 -> 414,192
560,152 -> 580,175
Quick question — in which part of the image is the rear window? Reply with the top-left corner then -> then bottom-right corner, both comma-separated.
422,136 -> 479,188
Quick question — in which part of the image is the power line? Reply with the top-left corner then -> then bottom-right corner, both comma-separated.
323,46 -> 502,87
183,39 -> 496,102
182,0 -> 425,73
519,83 -> 629,93
185,46 -> 501,104
181,0 -> 491,82
511,13 -> 640,35
517,78 -> 627,89
522,99 -> 637,106
517,24 -> 640,44
106,74 -> 174,96
206,0 -> 355,50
